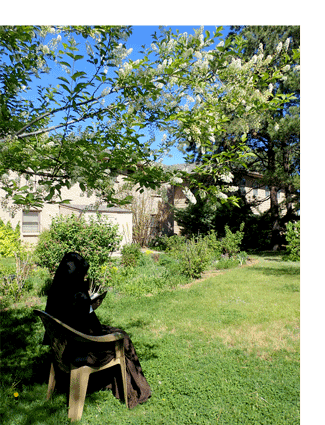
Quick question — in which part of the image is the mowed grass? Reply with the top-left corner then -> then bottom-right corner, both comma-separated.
1,255 -> 300,424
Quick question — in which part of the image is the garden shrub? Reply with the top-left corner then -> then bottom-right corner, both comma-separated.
178,236 -> 214,279
0,219 -> 21,258
162,234 -> 187,255
121,243 -> 143,268
283,221 -> 300,261
219,223 -> 245,257
203,231 -> 222,258
34,214 -> 122,280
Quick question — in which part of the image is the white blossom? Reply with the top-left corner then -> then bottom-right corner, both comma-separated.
171,176 -> 183,184
276,41 -> 283,54
283,64 -> 291,72
183,187 -> 197,204
274,123 -> 280,131
265,55 -> 273,65
42,45 -> 50,54
284,37 -> 291,52
217,192 -> 228,200
220,172 -> 234,183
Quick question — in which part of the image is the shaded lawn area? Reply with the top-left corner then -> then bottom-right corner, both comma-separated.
0,255 -> 300,424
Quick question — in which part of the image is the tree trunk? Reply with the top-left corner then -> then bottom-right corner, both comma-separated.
268,141 -> 281,251
282,141 -> 296,222
270,186 -> 281,251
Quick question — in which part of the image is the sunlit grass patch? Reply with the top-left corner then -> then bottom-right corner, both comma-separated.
217,320 -> 300,358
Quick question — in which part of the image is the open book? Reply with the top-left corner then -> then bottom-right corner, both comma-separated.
89,291 -> 107,311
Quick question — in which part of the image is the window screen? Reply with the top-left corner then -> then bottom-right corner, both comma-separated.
22,211 -> 40,233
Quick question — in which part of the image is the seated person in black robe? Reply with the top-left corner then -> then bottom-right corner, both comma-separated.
44,252 -> 151,409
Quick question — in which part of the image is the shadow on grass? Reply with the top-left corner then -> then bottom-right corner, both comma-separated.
253,265 -> 300,277
0,391 -> 67,425
0,305 -> 69,423
1,306 -> 52,388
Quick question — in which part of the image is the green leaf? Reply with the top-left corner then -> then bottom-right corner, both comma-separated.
57,76 -> 70,84
71,71 -> 87,81
59,83 -> 71,93
59,61 -> 71,68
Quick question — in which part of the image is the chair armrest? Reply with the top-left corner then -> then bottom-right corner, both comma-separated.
34,309 -> 124,344
73,331 -> 125,343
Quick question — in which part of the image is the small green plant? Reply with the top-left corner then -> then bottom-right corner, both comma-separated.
237,251 -> 248,266
216,257 -> 240,270
121,243 -> 142,268
284,221 -> 300,261
0,245 -> 35,301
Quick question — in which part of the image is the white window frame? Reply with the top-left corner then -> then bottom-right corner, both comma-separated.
22,211 -> 41,234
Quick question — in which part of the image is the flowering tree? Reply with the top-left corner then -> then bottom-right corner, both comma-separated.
0,25 -> 295,210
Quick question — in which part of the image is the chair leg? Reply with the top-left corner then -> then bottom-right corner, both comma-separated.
119,357 -> 128,408
46,363 -> 56,400
68,366 -> 91,422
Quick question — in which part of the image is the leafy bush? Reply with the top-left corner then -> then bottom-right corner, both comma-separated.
34,214 -> 122,280
121,243 -> 143,268
220,223 -> 245,257
203,230 -> 222,258
162,234 -> 187,254
283,221 -> 300,261
178,236 -> 214,279
0,219 -> 21,258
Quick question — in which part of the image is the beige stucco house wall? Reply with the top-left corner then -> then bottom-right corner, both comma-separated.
0,177 -> 132,248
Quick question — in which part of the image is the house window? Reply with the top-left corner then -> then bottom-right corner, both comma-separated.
22,211 -> 40,233
265,186 -> 270,197
239,179 -> 246,194
277,190 -> 282,201
253,184 -> 258,198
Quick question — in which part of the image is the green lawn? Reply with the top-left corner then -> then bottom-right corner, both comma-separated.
0,254 -> 300,424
